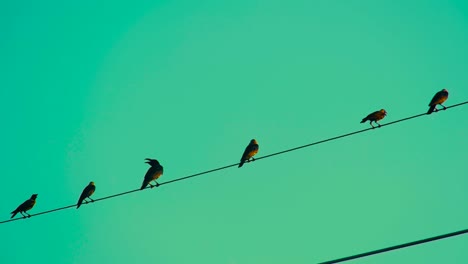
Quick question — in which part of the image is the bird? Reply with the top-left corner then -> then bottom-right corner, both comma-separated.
11,194 -> 38,219
427,89 -> 449,114
141,158 -> 164,190
77,182 -> 96,209
239,139 -> 259,168
361,109 -> 387,128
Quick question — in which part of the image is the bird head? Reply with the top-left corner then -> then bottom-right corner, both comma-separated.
145,158 -> 160,166
380,109 -> 387,116
250,139 -> 258,144
442,88 -> 448,92
31,194 -> 38,200
89,181 -> 95,186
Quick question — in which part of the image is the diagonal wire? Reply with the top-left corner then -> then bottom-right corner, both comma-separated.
318,228 -> 468,264
1,101 -> 467,225
257,101 -> 467,160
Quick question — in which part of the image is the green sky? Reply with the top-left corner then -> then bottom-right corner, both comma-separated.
2,1 -> 468,263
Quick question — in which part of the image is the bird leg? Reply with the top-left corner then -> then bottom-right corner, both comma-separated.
155,181 -> 160,187
441,104 -> 447,110
370,122 -> 375,129
376,121 -> 382,128
149,183 -> 155,188
20,211 -> 31,218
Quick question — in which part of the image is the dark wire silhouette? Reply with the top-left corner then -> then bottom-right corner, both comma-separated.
1,101 -> 467,226
318,228 -> 468,263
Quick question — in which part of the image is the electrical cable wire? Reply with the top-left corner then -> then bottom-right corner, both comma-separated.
1,101 -> 467,226
318,228 -> 468,263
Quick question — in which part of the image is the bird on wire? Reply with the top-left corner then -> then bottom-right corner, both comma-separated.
239,139 -> 259,168
11,194 -> 38,219
361,109 -> 387,128
141,158 -> 164,190
77,182 -> 96,209
427,89 -> 449,114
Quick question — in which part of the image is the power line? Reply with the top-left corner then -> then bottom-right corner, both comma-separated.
257,101 -> 467,160
1,101 -> 467,225
318,228 -> 468,263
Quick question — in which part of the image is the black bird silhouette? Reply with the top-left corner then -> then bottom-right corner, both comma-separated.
77,182 -> 96,209
141,159 -> 164,190
427,89 -> 449,114
11,194 -> 38,219
360,109 -> 387,128
239,139 -> 259,168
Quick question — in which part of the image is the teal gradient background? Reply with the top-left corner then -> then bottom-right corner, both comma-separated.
1,1 -> 468,263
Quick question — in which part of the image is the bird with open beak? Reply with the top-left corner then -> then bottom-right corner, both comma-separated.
141,158 -> 164,189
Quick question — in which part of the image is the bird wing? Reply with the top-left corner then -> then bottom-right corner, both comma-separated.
141,168 -> 153,189
241,146 -> 251,161
366,110 -> 386,121
141,166 -> 163,189
77,184 -> 95,207
11,200 -> 28,213
429,91 -> 448,106
429,91 -> 441,106
363,112 -> 375,122
77,188 -> 88,207
83,185 -> 95,199
242,143 -> 259,160
19,199 -> 35,212
144,166 -> 163,181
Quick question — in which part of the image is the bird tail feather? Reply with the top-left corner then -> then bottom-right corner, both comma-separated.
11,210 -> 18,219
427,105 -> 436,114
360,118 -> 367,123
